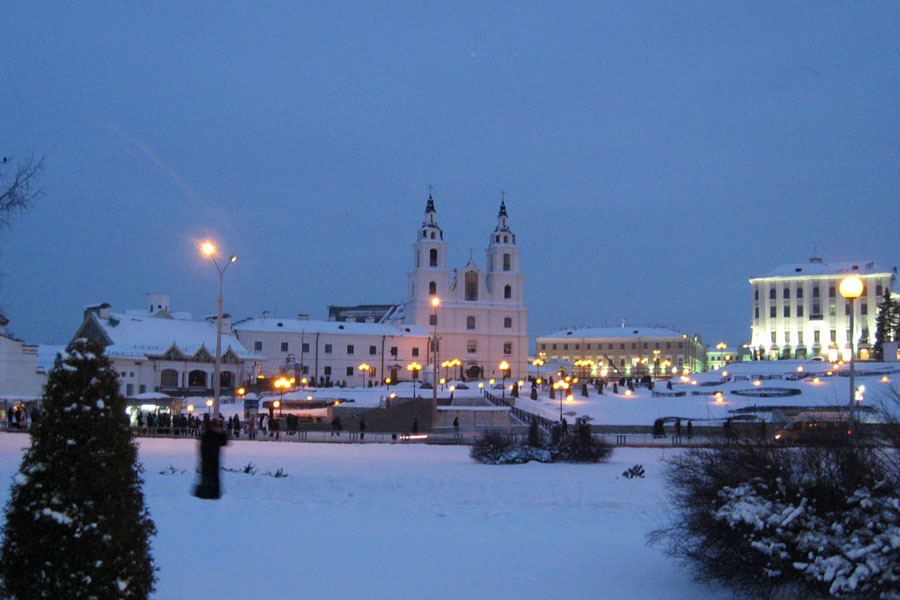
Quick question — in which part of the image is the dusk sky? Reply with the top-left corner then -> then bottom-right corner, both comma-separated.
2,2 -> 898,347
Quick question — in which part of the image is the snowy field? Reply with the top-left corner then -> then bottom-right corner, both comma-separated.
0,434 -> 731,599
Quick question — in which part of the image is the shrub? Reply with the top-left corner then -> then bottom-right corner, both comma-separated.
653,439 -> 900,599
470,430 -> 551,464
623,464 -> 645,479
551,433 -> 614,463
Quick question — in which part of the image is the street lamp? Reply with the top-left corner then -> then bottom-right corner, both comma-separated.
532,358 -> 544,383
840,275 -> 864,421
553,380 -> 569,421
273,376 -> 291,416
407,361 -> 422,398
201,240 -> 237,420
431,297 -> 440,404
358,363 -> 371,388
499,360 -> 510,401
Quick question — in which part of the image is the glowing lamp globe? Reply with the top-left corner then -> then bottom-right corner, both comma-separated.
839,276 -> 863,299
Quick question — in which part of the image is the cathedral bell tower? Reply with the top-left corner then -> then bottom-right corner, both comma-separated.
408,192 -> 450,303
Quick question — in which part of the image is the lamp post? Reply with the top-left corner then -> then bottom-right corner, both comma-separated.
407,362 -> 422,398
499,360 -> 510,401
532,358 -> 544,384
358,363 -> 371,388
273,376 -> 291,416
431,297 -> 440,404
839,275 -> 864,422
201,241 -> 236,420
553,380 -> 569,421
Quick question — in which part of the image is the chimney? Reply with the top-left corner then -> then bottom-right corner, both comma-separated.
146,293 -> 170,314
85,303 -> 111,321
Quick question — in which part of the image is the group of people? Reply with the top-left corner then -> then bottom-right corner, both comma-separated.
4,404 -> 39,431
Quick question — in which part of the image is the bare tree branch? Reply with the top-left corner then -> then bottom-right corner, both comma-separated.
0,155 -> 44,229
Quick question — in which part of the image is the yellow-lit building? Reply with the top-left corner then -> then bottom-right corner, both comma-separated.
535,326 -> 706,377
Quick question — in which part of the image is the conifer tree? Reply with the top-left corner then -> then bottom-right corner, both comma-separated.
873,289 -> 898,361
0,339 -> 156,599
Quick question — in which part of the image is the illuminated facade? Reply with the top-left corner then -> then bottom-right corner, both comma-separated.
403,194 -> 528,380
706,343 -> 738,371
749,258 -> 896,360
536,326 -> 706,377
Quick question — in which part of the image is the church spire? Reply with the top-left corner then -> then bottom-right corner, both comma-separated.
498,190 -> 508,218
420,186 -> 442,238
425,185 -> 436,215
489,192 -> 514,246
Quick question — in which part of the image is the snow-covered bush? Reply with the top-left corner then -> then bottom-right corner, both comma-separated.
654,440 -> 900,599
551,421 -> 614,463
470,430 -> 551,464
0,339 -> 156,599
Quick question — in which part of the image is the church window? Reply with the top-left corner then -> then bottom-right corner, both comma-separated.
504,235 -> 508,244
504,285 -> 511,299
429,281 -> 436,295
430,248 -> 438,267
466,316 -> 476,330
503,253 -> 511,271
324,344 -> 332,353
347,345 -> 354,355
467,341 -> 477,353
430,232 -> 436,239
412,347 -> 419,357
504,317 -> 512,328
495,235 -> 500,243
429,314 -> 437,326
254,341 -> 262,351
503,343 -> 512,355
465,271 -> 478,301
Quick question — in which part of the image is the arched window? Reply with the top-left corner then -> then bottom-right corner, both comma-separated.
220,371 -> 233,389
430,248 -> 438,267
430,232 -> 436,239
465,271 -> 478,301
504,285 -> 511,299
466,316 -> 476,330
188,370 -> 207,389
160,369 -> 178,389
429,281 -> 437,295
503,253 -> 511,271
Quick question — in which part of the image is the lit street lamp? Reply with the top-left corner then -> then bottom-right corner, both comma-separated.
431,297 -> 440,404
201,240 -> 236,420
407,361 -> 422,398
499,360 -> 510,401
840,275 -> 864,422
273,376 -> 291,416
553,380 -> 569,421
532,358 -> 544,383
358,363 -> 371,388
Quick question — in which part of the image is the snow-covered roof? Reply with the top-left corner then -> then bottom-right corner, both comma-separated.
233,317 -> 428,337
539,326 -> 689,340
752,259 -> 894,280
94,312 -> 259,361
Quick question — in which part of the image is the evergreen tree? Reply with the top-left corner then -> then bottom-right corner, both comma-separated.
873,289 -> 898,361
0,339 -> 156,599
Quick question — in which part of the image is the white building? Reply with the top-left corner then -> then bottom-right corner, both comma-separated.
232,317 -> 428,386
401,194 -> 529,380
749,258 -> 897,360
0,316 -> 46,407
71,294 -> 259,397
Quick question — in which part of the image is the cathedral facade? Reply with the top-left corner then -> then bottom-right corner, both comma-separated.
404,194 -> 528,381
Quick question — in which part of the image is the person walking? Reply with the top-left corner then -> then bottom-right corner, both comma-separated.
359,417 -> 366,441
453,416 -> 460,439
193,420 -> 228,500
411,418 -> 419,435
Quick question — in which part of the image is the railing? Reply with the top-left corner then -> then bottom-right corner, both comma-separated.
484,390 -> 556,434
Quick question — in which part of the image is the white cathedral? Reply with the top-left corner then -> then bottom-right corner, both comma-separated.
400,193 -> 528,381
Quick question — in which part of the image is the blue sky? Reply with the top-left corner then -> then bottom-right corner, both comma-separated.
2,2 -> 898,346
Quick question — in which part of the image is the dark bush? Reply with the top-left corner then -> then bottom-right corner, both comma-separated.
623,464 -> 645,479
551,433 -> 614,463
652,438 -> 900,599
527,418 -> 543,448
470,430 -> 516,464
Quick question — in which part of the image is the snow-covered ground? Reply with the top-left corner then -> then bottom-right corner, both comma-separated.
0,434 -> 731,599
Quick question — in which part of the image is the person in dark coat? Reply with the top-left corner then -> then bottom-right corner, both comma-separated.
232,414 -> 241,438
411,418 -> 419,435
359,417 -> 366,440
194,420 -> 228,500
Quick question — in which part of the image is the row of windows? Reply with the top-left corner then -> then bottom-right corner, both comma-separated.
423,248 -> 512,272
766,327 -> 871,345
427,280 -> 514,300
428,315 -> 514,329
756,283 -> 884,301
254,341 -> 422,358
557,356 -> 686,368
540,341 -> 685,351
756,301 -> 870,319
